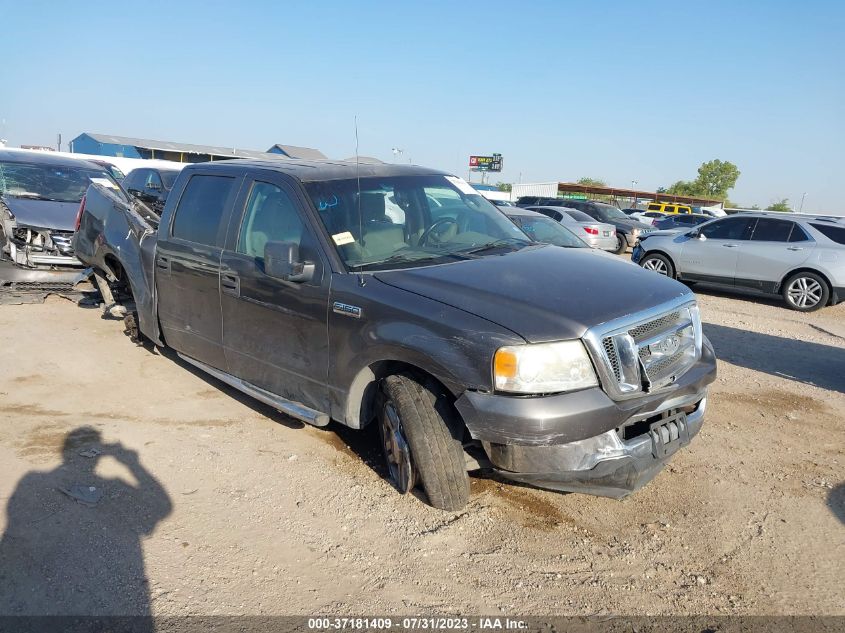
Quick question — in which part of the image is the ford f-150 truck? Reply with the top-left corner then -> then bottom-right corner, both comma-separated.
73,159 -> 717,511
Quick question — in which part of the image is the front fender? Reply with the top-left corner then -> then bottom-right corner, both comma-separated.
327,274 -> 523,427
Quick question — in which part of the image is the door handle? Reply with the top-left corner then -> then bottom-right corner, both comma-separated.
221,273 -> 240,297
156,255 -> 170,271
722,244 -> 739,248
787,246 -> 804,251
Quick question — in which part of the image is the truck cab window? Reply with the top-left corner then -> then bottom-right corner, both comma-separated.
171,175 -> 235,247
237,182 -> 305,259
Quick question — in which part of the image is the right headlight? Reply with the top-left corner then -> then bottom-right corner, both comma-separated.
493,340 -> 598,394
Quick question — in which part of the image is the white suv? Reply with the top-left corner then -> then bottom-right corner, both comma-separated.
632,212 -> 845,312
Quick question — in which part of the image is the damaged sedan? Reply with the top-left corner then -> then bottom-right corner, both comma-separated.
0,149 -> 117,287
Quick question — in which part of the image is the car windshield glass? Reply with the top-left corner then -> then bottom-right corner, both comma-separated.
594,204 -> 629,222
511,215 -> 587,248
0,160 -> 112,203
160,170 -> 180,189
561,208 -> 594,223
304,175 -> 531,270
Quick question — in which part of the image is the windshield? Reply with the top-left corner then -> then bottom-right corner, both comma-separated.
161,170 -> 180,189
304,175 -> 531,270
594,203 -> 630,222
510,215 -> 587,248
0,160 -> 113,203
104,165 -> 126,181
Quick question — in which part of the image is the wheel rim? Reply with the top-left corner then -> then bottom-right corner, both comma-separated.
380,402 -> 414,494
787,277 -> 823,308
643,257 -> 669,275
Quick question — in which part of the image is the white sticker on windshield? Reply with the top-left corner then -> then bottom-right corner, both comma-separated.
332,231 -> 355,246
445,176 -> 478,196
90,177 -> 117,189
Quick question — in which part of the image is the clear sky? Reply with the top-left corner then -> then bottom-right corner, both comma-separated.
2,0 -> 843,212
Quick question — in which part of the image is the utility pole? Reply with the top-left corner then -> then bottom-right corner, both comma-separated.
57,133 -> 62,152
799,192 -> 807,213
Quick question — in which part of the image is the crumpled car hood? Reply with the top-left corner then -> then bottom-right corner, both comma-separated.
1,196 -> 79,231
375,245 -> 693,342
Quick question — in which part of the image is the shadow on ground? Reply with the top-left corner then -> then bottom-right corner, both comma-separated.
0,427 -> 171,621
704,323 -> 845,393
828,483 -> 845,525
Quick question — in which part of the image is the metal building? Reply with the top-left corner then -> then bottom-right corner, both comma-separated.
69,133 -> 324,164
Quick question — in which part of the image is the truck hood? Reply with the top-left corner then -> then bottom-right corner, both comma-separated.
1,196 -> 79,231
374,245 -> 693,342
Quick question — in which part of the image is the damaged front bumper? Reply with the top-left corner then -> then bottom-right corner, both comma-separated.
455,338 -> 717,498
483,395 -> 706,498
0,224 -> 84,285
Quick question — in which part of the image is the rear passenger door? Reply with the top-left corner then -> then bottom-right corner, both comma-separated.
219,174 -> 332,413
156,171 -> 243,370
734,218 -> 814,292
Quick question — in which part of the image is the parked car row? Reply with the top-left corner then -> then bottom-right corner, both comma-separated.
514,198 -> 654,254
633,212 -> 845,311
0,149 -> 188,286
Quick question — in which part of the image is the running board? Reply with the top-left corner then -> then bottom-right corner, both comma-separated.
177,354 -> 330,427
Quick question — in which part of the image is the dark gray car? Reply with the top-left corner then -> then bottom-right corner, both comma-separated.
73,160 -> 716,511
0,149 -> 116,286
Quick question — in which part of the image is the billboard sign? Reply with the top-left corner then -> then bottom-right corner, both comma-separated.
469,153 -> 503,172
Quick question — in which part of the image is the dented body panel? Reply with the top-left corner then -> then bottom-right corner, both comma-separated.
72,182 -> 163,345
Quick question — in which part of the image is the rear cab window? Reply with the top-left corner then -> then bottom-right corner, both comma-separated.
171,175 -> 237,247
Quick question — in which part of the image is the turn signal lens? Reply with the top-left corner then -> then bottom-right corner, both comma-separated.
494,349 -> 518,380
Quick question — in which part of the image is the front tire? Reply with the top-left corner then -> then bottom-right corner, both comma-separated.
640,253 -> 675,278
782,272 -> 829,312
379,373 -> 470,511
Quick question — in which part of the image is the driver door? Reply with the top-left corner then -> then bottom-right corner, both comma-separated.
219,175 -> 331,413
678,216 -> 755,284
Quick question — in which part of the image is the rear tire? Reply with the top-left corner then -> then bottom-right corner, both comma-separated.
380,373 -> 470,511
640,253 -> 675,278
614,234 -> 627,254
782,272 -> 829,312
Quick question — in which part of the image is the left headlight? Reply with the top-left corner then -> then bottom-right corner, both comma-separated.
493,341 -> 598,394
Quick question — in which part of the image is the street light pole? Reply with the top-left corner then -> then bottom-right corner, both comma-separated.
799,192 -> 807,213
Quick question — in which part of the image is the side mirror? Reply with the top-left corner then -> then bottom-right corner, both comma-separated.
264,241 -> 314,283
688,230 -> 705,240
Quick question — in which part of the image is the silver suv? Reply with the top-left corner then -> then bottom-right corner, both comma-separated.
632,212 -> 845,311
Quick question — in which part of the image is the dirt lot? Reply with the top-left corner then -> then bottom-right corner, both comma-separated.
0,287 -> 843,616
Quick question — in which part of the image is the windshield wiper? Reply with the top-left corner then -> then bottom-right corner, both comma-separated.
358,250 -> 476,269
461,238 -> 527,256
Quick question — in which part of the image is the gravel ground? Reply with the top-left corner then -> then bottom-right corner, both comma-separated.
0,287 -> 842,616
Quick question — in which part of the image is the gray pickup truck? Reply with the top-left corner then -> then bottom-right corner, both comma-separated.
73,159 -> 716,511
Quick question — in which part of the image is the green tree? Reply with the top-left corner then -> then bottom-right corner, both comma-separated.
766,199 -> 791,212
577,177 -> 607,187
496,182 -> 512,192
666,160 -> 741,201
695,159 -> 741,199
666,180 -> 699,196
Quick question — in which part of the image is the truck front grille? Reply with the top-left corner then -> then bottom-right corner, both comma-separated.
585,300 -> 702,400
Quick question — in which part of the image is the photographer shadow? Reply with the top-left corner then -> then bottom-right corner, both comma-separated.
0,427 -> 172,619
